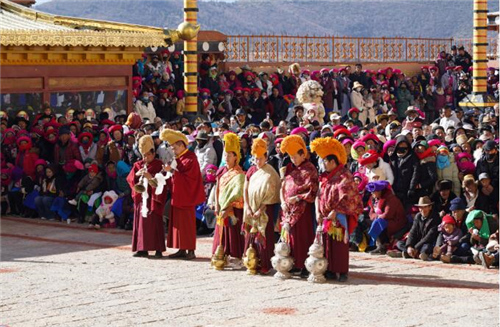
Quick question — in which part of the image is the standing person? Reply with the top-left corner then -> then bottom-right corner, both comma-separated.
211,133 -> 246,269
390,135 -> 420,211
126,135 -> 168,259
243,138 -> 281,275
280,135 -> 319,277
310,137 -> 363,282
161,129 -> 205,260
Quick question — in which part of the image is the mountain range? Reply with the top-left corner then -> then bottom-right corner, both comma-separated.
35,0 -> 499,38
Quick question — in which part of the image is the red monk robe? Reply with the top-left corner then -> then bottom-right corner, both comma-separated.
127,158 -> 168,252
167,150 -> 205,251
281,161 -> 318,269
318,165 -> 363,275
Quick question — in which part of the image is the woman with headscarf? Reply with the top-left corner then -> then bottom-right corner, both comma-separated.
366,181 -> 408,255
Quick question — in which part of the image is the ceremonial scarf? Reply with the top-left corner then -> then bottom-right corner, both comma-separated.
216,166 -> 245,214
243,164 -> 281,238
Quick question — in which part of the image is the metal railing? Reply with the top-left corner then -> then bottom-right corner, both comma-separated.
224,35 -> 498,63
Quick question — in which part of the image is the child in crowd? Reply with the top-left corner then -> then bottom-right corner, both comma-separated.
432,214 -> 462,262
89,191 -> 118,229
69,164 -> 103,223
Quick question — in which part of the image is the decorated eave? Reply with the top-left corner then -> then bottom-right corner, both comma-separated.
0,0 -> 178,47
487,12 -> 499,31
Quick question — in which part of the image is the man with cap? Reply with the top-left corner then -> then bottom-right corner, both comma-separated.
279,135 -> 319,278
161,129 -> 205,260
401,196 -> 440,261
126,135 -> 168,259
194,130 -> 217,178
235,109 -> 250,130
53,125 -> 82,174
310,137 -> 363,281
430,179 -> 457,218
476,140 -> 499,193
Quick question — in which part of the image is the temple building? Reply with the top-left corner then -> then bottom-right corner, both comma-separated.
0,0 -> 185,116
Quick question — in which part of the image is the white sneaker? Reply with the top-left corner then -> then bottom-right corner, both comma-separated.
68,199 -> 77,206
40,217 -> 47,220
67,219 -> 71,225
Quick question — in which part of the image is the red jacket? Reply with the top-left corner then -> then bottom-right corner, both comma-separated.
53,140 -> 82,168
368,189 -> 407,237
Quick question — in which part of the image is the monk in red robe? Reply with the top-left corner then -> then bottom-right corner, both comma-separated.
126,135 -> 168,259
279,135 -> 318,278
310,137 -> 363,282
161,129 -> 205,260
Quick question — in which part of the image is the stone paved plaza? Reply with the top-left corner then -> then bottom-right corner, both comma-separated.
1,216 -> 498,327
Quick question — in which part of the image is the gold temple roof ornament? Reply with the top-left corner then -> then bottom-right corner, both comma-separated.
0,0 -> 200,47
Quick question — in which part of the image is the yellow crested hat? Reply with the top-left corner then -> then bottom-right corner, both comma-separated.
160,128 -> 188,146
280,135 -> 306,156
251,138 -> 268,158
138,135 -> 154,155
223,132 -> 241,162
310,137 -> 347,165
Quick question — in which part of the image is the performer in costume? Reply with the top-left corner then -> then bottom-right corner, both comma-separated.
126,135 -> 168,259
310,137 -> 363,282
243,138 -> 281,274
210,132 -> 246,269
279,135 -> 319,277
161,129 -> 205,260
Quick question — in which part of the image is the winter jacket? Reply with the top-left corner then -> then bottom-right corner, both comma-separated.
415,155 -> 438,198
54,140 -> 82,169
77,172 -> 104,193
406,210 -> 440,251
476,154 -> 499,189
365,158 -> 394,184
134,99 -> 156,123
195,142 -> 217,178
436,154 -> 461,196
390,136 -> 420,208
396,88 -> 413,118
368,189 -> 407,237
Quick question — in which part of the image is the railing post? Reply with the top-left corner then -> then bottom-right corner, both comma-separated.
405,38 -> 407,62
247,35 -> 250,63
382,37 -> 385,61
357,37 -> 360,62
332,36 -> 335,65
276,36 -> 279,63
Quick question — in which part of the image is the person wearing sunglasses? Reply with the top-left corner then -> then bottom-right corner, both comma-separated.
390,135 -> 420,211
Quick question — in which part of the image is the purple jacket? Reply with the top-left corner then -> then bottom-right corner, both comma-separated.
438,223 -> 463,246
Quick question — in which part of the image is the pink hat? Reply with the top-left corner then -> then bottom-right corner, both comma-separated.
290,127 -> 308,136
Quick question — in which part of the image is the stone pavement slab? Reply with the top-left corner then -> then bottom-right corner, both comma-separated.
1,217 -> 498,327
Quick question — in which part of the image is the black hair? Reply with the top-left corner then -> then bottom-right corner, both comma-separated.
325,154 -> 339,166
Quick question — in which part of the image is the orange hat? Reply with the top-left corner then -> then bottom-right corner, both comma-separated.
310,137 -> 347,165
223,132 -> 241,163
251,138 -> 268,158
280,135 -> 307,156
